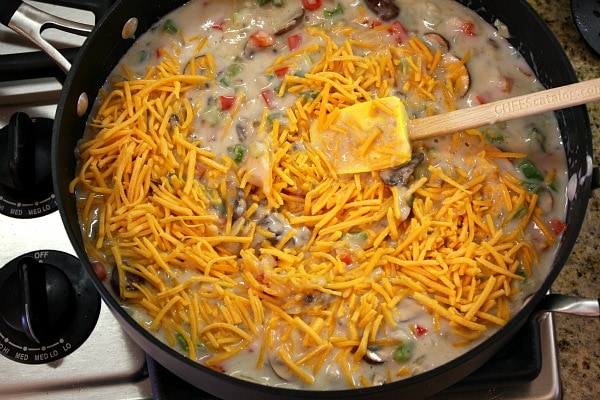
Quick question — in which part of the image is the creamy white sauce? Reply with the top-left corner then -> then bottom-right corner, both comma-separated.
78,0 -> 568,391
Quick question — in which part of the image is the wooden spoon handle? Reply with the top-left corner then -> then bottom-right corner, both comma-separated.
408,78 -> 600,140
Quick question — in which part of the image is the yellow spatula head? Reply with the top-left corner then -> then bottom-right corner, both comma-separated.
309,96 -> 411,174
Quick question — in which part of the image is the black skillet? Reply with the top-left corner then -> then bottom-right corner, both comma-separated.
571,0 -> 600,55
1,0 -> 598,399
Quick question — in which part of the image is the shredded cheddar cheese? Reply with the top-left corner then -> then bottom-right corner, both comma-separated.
72,25 -> 557,389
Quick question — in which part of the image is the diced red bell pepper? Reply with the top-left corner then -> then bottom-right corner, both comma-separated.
219,95 -> 236,111
261,89 -> 276,109
339,251 -> 352,265
302,0 -> 322,11
414,324 -> 428,337
388,20 -> 409,44
362,18 -> 382,28
549,219 -> 566,235
250,30 -> 275,48
459,20 -> 476,36
274,67 -> 289,78
288,33 -> 302,52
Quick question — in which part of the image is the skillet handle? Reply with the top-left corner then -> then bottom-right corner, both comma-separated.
0,0 -> 93,74
535,294 -> 600,318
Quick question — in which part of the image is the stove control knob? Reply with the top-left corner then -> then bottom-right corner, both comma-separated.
0,113 -> 57,218
2,257 -> 74,343
0,112 -> 51,191
0,251 -> 101,364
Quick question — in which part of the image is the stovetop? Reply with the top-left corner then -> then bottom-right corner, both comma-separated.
0,1 -> 562,399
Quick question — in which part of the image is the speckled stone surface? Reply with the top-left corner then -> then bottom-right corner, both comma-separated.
525,1 -> 600,399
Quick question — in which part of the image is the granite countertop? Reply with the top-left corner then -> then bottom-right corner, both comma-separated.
525,1 -> 600,399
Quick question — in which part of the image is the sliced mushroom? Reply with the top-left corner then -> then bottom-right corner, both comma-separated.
168,114 -> 181,131
422,32 -> 450,52
236,121 -> 248,142
537,189 -> 554,214
268,350 -> 295,381
243,41 -> 257,60
286,225 -> 311,248
363,346 -> 387,364
363,0 -> 400,21
110,266 -> 144,298
258,212 -> 289,244
274,8 -> 305,36
379,153 -> 424,187
440,53 -> 471,97
455,74 -> 470,97
183,55 -> 208,75
304,293 -> 316,304
232,188 -> 247,220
